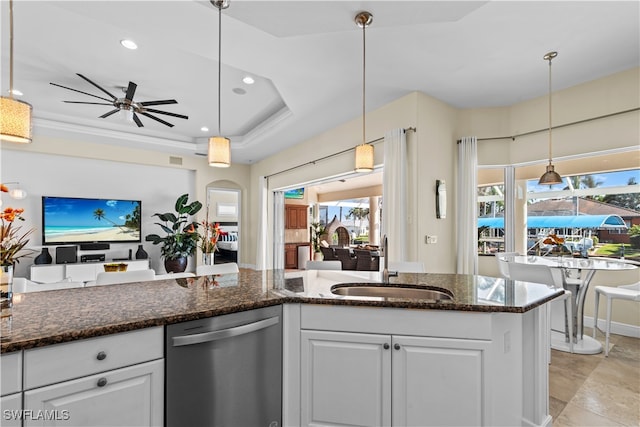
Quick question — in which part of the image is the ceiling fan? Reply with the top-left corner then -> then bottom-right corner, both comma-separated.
50,73 -> 188,128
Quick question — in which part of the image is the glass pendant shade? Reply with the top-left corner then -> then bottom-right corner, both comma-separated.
538,163 -> 563,185
208,136 -> 231,168
354,143 -> 374,172
0,97 -> 32,143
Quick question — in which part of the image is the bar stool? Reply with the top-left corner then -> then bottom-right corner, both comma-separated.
593,282 -> 640,356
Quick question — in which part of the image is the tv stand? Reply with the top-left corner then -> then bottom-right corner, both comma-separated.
31,260 -> 149,283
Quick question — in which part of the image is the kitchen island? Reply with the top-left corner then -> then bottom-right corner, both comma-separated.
1,269 -> 562,427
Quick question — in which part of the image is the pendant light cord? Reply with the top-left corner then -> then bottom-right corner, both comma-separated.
217,4 -> 222,136
547,55 -> 553,165
9,0 -> 14,99
362,20 -> 366,145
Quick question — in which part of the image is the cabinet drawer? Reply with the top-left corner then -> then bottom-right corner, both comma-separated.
0,393 -> 22,427
24,326 -> 163,390
0,351 -> 22,396
24,359 -> 163,427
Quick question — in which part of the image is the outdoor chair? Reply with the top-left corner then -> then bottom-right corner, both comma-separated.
335,248 -> 357,270
593,282 -> 640,356
354,249 -> 380,271
320,246 -> 338,261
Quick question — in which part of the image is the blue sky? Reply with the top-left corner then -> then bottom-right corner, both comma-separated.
528,169 -> 639,192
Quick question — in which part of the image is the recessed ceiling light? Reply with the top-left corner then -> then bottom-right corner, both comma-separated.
201,127 -> 209,132
120,39 -> 138,50
242,76 -> 255,85
9,89 -> 23,96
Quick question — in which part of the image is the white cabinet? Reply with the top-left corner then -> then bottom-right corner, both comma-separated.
0,351 -> 22,427
24,360 -> 162,427
23,327 -> 163,427
301,330 -> 488,427
0,393 -> 22,427
391,335 -> 486,427
301,330 -> 391,426
31,260 -> 149,283
287,304 -> 552,427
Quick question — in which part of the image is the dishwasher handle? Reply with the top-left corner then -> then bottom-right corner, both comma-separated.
172,316 -> 280,347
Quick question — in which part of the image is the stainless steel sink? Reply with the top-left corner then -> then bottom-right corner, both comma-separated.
330,283 -> 453,301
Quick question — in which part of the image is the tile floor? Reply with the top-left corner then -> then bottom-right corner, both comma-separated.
549,328 -> 640,426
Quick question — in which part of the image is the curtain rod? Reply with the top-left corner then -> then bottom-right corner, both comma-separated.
265,127 -> 416,179
456,107 -> 639,143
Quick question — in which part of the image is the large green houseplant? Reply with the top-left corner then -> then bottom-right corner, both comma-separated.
145,194 -> 202,273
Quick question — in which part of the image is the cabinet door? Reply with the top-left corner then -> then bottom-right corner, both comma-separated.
285,246 -> 297,269
285,206 -> 297,229
392,335 -> 487,427
296,206 -> 308,230
24,359 -> 163,427
301,330 -> 391,427
0,393 -> 22,427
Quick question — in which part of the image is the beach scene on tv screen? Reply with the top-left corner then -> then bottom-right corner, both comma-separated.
44,197 -> 141,243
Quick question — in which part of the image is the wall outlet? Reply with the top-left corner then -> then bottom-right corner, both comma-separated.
425,235 -> 438,244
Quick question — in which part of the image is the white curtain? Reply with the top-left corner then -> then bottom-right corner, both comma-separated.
273,191 -> 285,270
255,176 -> 268,270
456,136 -> 478,274
382,128 -> 407,262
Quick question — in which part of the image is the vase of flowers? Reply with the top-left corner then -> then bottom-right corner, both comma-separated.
145,194 -> 202,273
200,220 -> 221,265
1,206 -> 34,335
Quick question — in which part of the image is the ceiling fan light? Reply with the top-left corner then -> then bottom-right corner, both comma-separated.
354,143 -> 374,172
538,163 -> 563,185
119,107 -> 134,123
208,136 -> 231,168
0,97 -> 32,144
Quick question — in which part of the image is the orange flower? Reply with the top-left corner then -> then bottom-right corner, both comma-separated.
0,184 -> 8,193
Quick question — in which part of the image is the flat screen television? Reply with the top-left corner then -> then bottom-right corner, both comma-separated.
284,188 -> 304,199
42,196 -> 142,245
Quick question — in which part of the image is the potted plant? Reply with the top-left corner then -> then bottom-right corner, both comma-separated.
310,222 -> 326,261
145,194 -> 202,273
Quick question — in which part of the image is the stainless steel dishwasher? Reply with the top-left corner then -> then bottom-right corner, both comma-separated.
166,305 -> 282,427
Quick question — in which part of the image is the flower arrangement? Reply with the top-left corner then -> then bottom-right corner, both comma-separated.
542,233 -> 570,255
200,221 -> 222,254
1,207 -> 34,266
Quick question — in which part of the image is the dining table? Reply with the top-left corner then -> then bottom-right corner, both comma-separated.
511,255 -> 637,354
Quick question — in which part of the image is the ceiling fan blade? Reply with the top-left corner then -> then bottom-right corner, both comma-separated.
76,73 -> 117,101
99,109 -> 120,119
143,108 -> 188,120
138,99 -> 177,106
63,101 -> 113,106
124,82 -> 137,103
139,112 -> 174,127
132,112 -> 144,128
50,83 -> 114,103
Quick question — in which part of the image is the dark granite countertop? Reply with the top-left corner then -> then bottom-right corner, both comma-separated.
1,269 -> 563,353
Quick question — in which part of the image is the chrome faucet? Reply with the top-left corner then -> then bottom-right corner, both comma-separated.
382,235 -> 397,284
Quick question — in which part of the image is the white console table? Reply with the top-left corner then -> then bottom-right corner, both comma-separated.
30,260 -> 150,283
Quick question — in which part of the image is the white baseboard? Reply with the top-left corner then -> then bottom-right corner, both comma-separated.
584,316 -> 640,338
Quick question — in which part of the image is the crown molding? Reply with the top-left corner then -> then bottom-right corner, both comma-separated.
33,117 -> 199,152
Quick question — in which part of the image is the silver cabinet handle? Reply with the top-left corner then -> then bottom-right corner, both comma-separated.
172,316 -> 279,347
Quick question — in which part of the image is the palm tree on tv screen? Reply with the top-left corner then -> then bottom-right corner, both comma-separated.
93,208 -> 131,233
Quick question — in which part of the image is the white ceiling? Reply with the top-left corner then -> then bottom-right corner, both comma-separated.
2,1 -> 638,164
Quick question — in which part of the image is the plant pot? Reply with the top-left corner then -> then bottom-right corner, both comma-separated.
165,257 -> 188,273
314,252 -> 323,261
202,253 -> 215,266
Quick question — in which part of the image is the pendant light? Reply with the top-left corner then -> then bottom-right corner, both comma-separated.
354,11 -> 373,173
208,0 -> 231,168
538,51 -> 563,185
0,0 -> 32,144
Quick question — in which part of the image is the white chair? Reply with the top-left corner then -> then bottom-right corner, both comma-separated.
90,269 -> 156,286
593,282 -> 640,356
494,252 -> 518,279
507,262 -> 574,353
154,272 -> 196,280
388,261 -> 425,273
196,263 -> 239,276
305,260 -> 342,270
13,278 -> 84,292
